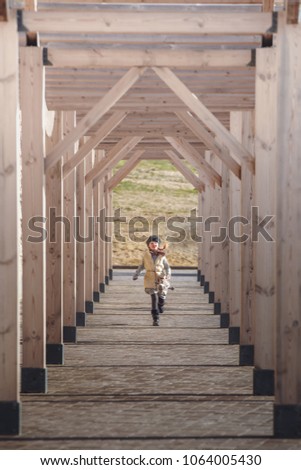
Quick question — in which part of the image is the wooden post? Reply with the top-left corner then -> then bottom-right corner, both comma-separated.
76,140 -> 86,326
45,111 -> 64,365
85,149 -> 94,314
212,155 -> 222,314
62,112 -> 77,343
93,150 -> 101,302
104,172 -> 113,284
274,15 -> 301,438
0,14 -> 21,435
220,161 -> 230,324
232,111 -> 255,366
20,47 -> 47,393
202,151 -> 212,297
254,48 -> 277,395
228,112 -> 242,345
97,151 -> 106,292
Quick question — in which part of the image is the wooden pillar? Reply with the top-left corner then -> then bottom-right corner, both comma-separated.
104,172 -> 113,284
45,111 -> 64,365
93,151 -> 101,301
274,16 -> 301,438
233,111 -> 255,366
62,112 -> 77,343
20,47 -> 47,393
202,151 -> 212,297
0,14 -> 21,435
254,48 -> 277,395
220,161 -> 230,324
76,142 -> 86,325
85,149 -> 94,314
228,113 -> 242,345
212,155 -> 222,314
197,176 -> 203,283
98,152 -> 106,292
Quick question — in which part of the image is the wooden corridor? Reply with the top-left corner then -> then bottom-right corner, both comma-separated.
1,269 -> 300,450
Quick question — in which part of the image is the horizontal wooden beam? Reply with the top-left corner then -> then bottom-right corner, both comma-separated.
45,66 -> 145,170
21,11 -> 273,35
45,47 -> 254,69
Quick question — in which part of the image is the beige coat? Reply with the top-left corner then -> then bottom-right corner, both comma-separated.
143,250 -> 166,289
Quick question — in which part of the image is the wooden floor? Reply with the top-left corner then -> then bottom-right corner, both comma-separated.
1,269 -> 301,450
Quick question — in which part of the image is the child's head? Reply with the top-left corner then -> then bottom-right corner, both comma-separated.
146,235 -> 160,251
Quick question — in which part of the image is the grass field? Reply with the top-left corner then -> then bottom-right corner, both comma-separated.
112,159 -> 199,267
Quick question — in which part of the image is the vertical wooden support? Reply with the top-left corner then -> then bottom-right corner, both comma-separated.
0,15 -> 21,435
212,156 -> 222,312
197,173 -> 203,283
62,112 -> 77,343
274,16 -> 301,437
232,111 -> 255,365
76,142 -> 86,325
220,161 -> 230,327
97,151 -> 106,292
202,151 -> 211,296
254,48 -> 277,394
228,113 -> 242,344
45,112 -> 64,364
93,150 -> 101,301
104,172 -> 113,284
85,149 -> 94,314
20,47 -> 47,393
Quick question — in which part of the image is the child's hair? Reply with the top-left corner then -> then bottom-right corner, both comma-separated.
146,235 -> 160,245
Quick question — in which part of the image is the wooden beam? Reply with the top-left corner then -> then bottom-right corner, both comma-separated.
0,0 -> 8,21
165,150 -> 205,192
0,16 -> 20,428
45,47 -> 253,69
165,136 -> 222,187
176,110 -> 241,179
153,66 -> 255,173
86,136 -> 143,186
286,0 -> 301,23
45,67 -> 145,170
22,10 -> 273,35
106,150 -> 144,191
63,111 -> 127,179
20,47 -> 47,390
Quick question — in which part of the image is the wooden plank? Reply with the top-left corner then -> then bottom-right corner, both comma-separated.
22,11 -> 273,35
106,150 -> 144,191
176,110 -> 241,179
0,17 -> 20,404
45,111 -> 63,346
86,136 -> 143,186
165,150 -> 205,192
228,112 -> 242,328
62,111 -> 77,331
20,47 -> 46,369
96,151 -> 106,288
254,48 -> 277,372
153,67 -> 255,172
0,0 -> 8,21
85,149 -> 94,306
220,162 -> 230,314
76,139 -> 86,314
165,136 -> 221,187
46,47 -> 253,69
45,67 -> 145,170
275,19 -> 301,403
93,151 -> 101,294
286,0 -> 301,23
63,111 -> 127,179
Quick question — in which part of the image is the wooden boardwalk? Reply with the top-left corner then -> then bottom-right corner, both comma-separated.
1,269 -> 300,450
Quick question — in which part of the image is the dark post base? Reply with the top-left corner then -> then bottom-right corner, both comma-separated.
239,345 -> 254,366
253,368 -> 274,396
204,281 -> 210,294
208,291 -> 215,304
85,300 -> 94,314
105,275 -> 109,285
274,404 -> 301,438
109,268 -> 113,280
76,311 -> 86,327
0,401 -> 21,435
93,291 -> 100,303
46,343 -> 64,365
197,269 -> 201,282
220,313 -> 230,328
21,367 -> 47,393
229,326 -> 240,344
200,275 -> 205,286
63,326 -> 77,343
214,302 -> 221,314
99,282 -> 106,293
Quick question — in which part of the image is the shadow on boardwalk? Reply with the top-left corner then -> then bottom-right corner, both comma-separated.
1,269 -> 300,450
